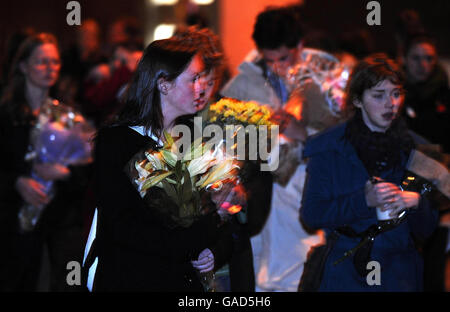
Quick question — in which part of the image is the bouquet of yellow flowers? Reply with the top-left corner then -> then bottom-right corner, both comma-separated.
206,98 -> 278,167
208,98 -> 274,127
127,131 -> 241,228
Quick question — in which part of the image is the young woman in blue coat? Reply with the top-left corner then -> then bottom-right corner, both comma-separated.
300,54 -> 438,291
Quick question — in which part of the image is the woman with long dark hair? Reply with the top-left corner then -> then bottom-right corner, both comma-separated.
0,32 -> 91,291
88,35 -> 233,291
300,54 -> 438,291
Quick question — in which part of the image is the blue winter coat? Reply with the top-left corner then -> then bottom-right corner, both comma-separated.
300,122 -> 438,291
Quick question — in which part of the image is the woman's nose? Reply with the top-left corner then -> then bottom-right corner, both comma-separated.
194,79 -> 205,97
47,61 -> 61,72
384,96 -> 394,108
387,96 -> 401,109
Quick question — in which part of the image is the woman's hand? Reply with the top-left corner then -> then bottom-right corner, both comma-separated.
382,191 -> 420,218
33,163 -> 70,181
191,248 -> 214,273
210,183 -> 246,220
15,176 -> 50,207
365,179 -> 420,218
365,179 -> 399,207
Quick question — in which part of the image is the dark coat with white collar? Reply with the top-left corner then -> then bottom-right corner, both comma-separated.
90,125 -> 229,291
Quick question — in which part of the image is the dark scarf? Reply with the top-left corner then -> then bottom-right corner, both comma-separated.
344,111 -> 414,177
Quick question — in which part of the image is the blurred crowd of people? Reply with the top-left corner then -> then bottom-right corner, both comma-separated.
0,4 -> 448,292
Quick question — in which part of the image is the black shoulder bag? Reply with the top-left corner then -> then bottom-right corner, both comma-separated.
297,231 -> 339,292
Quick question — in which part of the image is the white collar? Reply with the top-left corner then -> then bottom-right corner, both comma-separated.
129,126 -> 163,146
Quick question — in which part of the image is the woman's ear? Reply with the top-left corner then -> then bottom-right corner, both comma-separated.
157,78 -> 170,95
353,97 -> 362,108
19,61 -> 28,75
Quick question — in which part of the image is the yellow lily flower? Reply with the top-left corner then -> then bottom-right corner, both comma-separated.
186,149 -> 216,177
196,159 -> 240,189
140,170 -> 174,196
145,151 -> 165,170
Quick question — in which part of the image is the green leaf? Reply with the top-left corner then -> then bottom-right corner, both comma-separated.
165,177 -> 177,184
160,149 -> 177,167
175,159 -> 183,180
161,179 -> 180,206
181,168 -> 193,203
141,171 -> 174,192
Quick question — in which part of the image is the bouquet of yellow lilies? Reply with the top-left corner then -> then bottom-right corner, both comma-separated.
129,131 -> 241,228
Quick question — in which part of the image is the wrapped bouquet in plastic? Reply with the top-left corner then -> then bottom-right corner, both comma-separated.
19,98 -> 95,232
285,48 -> 350,120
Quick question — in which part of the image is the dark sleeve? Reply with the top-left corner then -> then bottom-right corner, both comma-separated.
0,115 -> 17,227
300,152 -> 374,229
0,114 -> 25,195
0,112 -> 30,230
245,168 -> 273,237
208,221 -> 233,271
43,163 -> 94,228
95,128 -> 223,262
407,194 -> 439,243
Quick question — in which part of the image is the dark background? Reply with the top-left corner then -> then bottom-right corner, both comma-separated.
299,0 -> 450,57
0,0 -> 449,76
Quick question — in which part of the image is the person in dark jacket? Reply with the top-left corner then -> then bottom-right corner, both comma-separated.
173,26 -> 272,292
86,35 -> 237,292
0,33 -> 92,291
400,35 -> 449,153
300,54 -> 438,291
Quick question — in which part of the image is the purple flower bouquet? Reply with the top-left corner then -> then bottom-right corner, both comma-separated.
18,99 -> 95,232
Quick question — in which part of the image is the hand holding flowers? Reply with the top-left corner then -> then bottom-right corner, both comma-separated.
15,176 -> 50,208
130,132 -> 242,228
33,163 -> 70,181
18,98 -> 95,232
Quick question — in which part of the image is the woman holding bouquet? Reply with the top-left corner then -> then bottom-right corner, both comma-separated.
87,35 -> 234,291
300,54 -> 438,291
172,26 -> 264,292
0,33 -> 91,291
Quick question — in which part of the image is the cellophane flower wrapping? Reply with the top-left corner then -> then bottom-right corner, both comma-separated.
285,48 -> 350,124
18,98 -> 95,232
